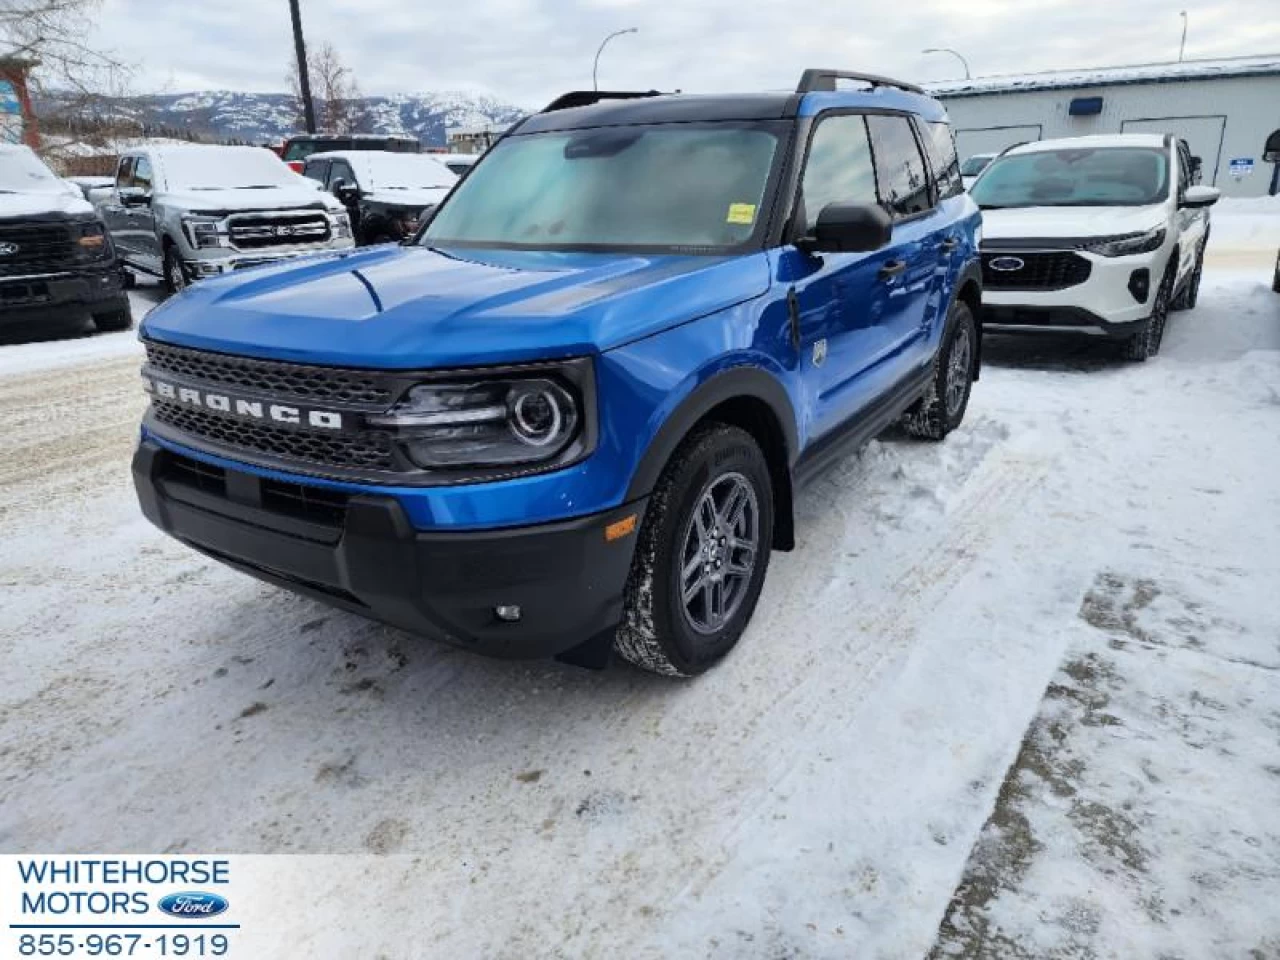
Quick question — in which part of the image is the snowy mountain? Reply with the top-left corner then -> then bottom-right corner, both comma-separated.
39,90 -> 528,147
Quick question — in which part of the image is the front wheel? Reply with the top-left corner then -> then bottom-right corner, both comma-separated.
1124,265 -> 1173,361
163,244 -> 189,295
902,300 -> 976,441
614,423 -> 774,677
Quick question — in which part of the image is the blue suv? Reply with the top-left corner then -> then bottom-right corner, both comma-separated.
132,70 -> 982,676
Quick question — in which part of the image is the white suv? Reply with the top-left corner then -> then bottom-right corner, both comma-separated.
970,134 -> 1219,360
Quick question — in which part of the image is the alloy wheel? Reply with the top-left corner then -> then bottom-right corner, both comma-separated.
945,324 -> 972,417
678,472 -> 759,635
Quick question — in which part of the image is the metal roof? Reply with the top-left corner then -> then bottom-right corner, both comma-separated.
927,53 -> 1280,99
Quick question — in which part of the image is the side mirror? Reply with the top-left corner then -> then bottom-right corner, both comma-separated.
333,179 -> 358,203
1180,185 -> 1220,209
799,203 -> 893,254
119,187 -> 151,207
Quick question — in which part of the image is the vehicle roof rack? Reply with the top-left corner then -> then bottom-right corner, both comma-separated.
540,90 -> 665,113
796,69 -> 924,96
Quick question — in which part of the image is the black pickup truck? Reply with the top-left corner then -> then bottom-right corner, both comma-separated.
0,144 -> 130,335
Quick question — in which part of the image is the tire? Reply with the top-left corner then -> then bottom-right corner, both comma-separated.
163,242 -> 189,295
92,303 -> 133,332
1172,244 -> 1204,311
120,267 -> 136,290
902,300 -> 976,441
1124,264 -> 1173,361
614,423 -> 774,677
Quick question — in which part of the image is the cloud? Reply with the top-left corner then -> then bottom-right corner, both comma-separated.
93,0 -> 1280,107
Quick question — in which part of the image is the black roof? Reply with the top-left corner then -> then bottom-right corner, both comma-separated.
517,93 -> 800,134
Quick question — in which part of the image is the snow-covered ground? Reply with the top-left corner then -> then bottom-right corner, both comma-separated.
0,220 -> 1278,957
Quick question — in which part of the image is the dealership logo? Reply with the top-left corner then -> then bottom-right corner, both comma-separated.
157,892 -> 229,919
988,256 -> 1025,272
0,241 -> 19,256
142,374 -> 345,430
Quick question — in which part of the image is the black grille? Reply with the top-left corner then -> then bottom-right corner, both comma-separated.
0,222 -> 76,274
982,251 -> 1092,291
227,212 -> 330,250
153,400 -> 395,471
144,341 -> 394,405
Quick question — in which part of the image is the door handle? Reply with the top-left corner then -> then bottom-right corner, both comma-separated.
940,237 -> 959,252
878,259 -> 907,280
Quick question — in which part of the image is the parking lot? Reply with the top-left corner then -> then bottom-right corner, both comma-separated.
2,219 -> 1279,957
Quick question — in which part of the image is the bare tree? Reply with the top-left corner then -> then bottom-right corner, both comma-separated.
0,0 -> 129,95
288,41 -> 365,134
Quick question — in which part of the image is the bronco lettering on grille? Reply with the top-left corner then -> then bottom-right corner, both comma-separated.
142,374 -> 344,431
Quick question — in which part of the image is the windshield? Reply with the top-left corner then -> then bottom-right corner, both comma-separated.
960,155 -> 993,176
0,148 -> 63,193
423,122 -> 782,252
970,147 -> 1169,208
164,149 -> 300,190
361,154 -> 456,190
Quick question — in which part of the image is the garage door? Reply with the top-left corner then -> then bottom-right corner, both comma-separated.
955,125 -> 1043,160
1120,116 -> 1226,185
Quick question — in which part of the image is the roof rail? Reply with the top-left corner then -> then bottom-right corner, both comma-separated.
796,69 -> 924,96
540,90 -> 664,113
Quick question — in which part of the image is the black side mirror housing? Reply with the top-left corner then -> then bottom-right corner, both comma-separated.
333,179 -> 358,203
799,203 -> 893,254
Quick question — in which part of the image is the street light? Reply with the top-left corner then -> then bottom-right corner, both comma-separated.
1178,11 -> 1188,62
288,0 -> 316,133
593,28 -> 638,91
923,47 -> 971,80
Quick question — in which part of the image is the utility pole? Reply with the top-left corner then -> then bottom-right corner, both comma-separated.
289,0 -> 316,133
1179,11 -> 1188,62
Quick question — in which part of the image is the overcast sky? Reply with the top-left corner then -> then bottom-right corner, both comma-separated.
94,0 -> 1280,107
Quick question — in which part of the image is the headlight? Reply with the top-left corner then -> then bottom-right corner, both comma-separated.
331,212 -> 352,240
369,376 -> 583,469
74,219 -> 109,259
182,216 -> 227,249
1086,227 -> 1166,257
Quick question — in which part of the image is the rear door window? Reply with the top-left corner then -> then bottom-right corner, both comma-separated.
798,114 -> 879,233
866,115 -> 934,219
922,120 -> 963,201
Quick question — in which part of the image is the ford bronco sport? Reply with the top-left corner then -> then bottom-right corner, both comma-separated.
133,70 -> 983,676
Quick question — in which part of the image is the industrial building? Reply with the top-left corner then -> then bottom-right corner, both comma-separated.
929,54 -> 1280,197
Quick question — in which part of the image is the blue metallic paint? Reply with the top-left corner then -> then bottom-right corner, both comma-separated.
137,87 -> 982,536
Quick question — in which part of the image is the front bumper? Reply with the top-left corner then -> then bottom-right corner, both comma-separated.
132,440 -> 646,659
982,247 -> 1164,333
0,266 -> 127,328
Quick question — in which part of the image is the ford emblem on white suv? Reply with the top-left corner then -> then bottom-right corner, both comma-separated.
988,256 -> 1024,272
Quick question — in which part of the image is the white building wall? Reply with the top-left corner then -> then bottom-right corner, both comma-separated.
939,75 -> 1280,197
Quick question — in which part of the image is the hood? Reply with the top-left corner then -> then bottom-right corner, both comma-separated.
981,204 -> 1166,242
141,244 -> 771,368
158,182 -> 343,214
0,188 -> 95,219
364,187 -> 451,209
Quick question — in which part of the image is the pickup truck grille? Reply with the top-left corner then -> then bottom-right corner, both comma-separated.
0,222 -> 76,274
981,251 -> 1092,291
144,341 -> 393,405
227,211 -> 331,250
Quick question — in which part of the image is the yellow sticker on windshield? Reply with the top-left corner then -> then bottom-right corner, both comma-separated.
726,203 -> 757,225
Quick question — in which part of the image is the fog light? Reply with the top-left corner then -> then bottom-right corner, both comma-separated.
1128,268 -> 1150,303
494,605 -> 522,623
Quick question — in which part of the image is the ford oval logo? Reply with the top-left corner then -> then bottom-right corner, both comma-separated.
157,892 -> 229,919
989,256 -> 1025,272
0,242 -> 19,257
